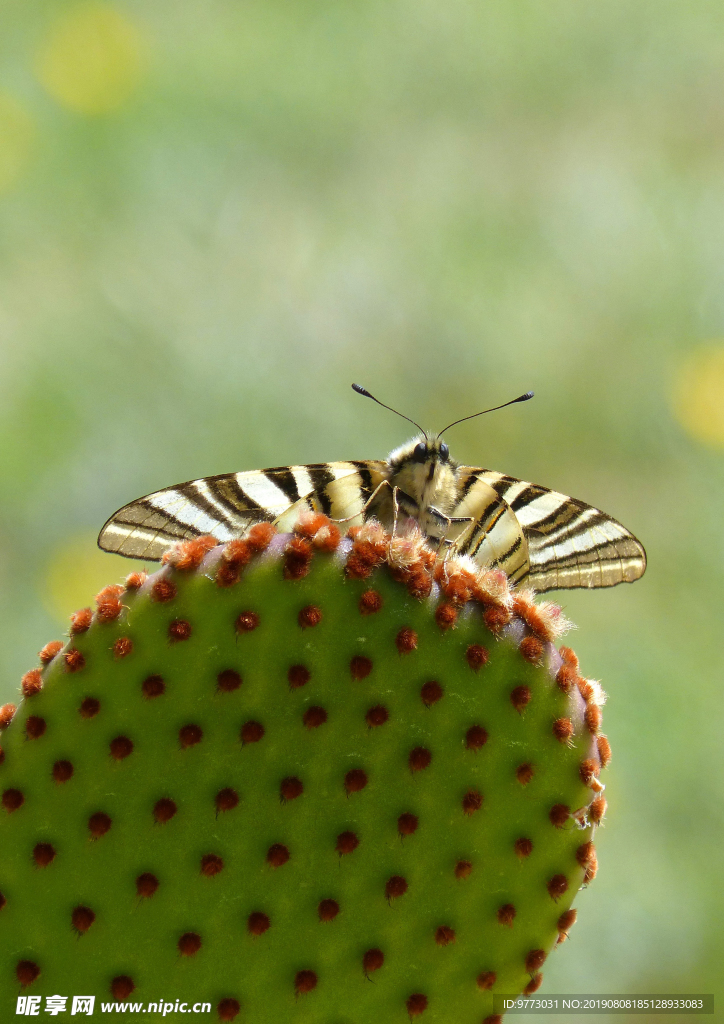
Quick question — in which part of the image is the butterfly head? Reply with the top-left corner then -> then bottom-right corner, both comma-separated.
387,434 -> 459,516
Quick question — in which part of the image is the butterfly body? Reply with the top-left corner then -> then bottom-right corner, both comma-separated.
98,432 -> 646,594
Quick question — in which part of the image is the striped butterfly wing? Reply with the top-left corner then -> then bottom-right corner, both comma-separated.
456,469 -> 647,593
98,461 -> 387,561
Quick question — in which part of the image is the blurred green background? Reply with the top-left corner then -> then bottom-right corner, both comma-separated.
1,0 -> 723,1018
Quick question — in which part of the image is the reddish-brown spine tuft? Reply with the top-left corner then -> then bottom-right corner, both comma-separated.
398,812 -> 418,836
435,925 -> 455,946
584,705 -> 602,734
483,605 -> 510,632
88,811 -> 112,837
168,619 -> 192,642
454,860 -> 472,879
164,535 -> 217,571
344,768 -> 368,794
21,669 -> 43,698
64,649 -> 85,673
236,611 -> 259,633
142,675 -> 165,698
295,970 -> 317,995
510,685 -> 531,713
247,911 -> 270,936
549,804 -> 570,828
577,677 -> 595,701
246,522 -> 276,552
584,853 -> 599,884
465,644 -> 489,670
33,842 -> 56,867
465,725 -> 488,751
241,721 -> 264,745
386,875 -> 408,900
359,590 -> 383,615
557,908 -> 577,935
406,993 -> 428,1017
396,627 -> 418,653
153,798 -> 177,824
298,605 -> 322,629
420,681 -> 443,707
284,536 -> 313,580
597,734 -> 612,768
476,972 -> 496,991
200,853 -> 224,877
111,977 -> 135,1001
2,788 -> 23,812
553,718 -> 574,743
280,776 -> 304,801
515,762 -> 534,785
266,843 -> 290,867
70,607 -> 93,634
579,759 -> 600,786
365,704 -> 388,727
525,949 -> 546,973
217,999 -> 241,1021
25,716 -> 46,739
288,664 -> 310,689
136,873 -> 159,898
177,724 -> 202,749
589,795 -> 607,824
217,669 -> 242,692
556,663 -> 577,693
79,696 -> 100,718
217,539 -> 251,586
17,961 -> 40,987
335,831 -> 359,855
109,736 -> 133,760
151,578 -> 176,603
303,706 -> 328,729
497,904 -> 516,927
113,637 -> 133,658
520,636 -> 545,665
178,932 -> 202,956
39,640 -> 63,664
215,788 -> 238,812
462,789 -> 483,815
576,841 -> 596,868
363,948 -> 384,974
409,747 -> 432,772
524,974 -> 543,996
435,603 -> 458,630
95,585 -> 124,623
0,703 -> 16,728
350,655 -> 373,680
125,572 -> 147,590
515,837 -> 533,858
318,898 -> 339,922
559,645 -> 578,668
547,874 -> 569,900
72,906 -> 96,933
53,760 -> 73,783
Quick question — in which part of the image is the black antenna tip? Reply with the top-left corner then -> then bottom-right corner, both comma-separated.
518,391 -> 534,402
352,383 -> 372,398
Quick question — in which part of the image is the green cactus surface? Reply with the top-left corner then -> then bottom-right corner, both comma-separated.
0,516 -> 607,1023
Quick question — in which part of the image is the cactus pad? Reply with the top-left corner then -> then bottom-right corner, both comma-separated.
0,516 -> 608,1022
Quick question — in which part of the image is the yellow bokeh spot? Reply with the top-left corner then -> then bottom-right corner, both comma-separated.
673,345 -> 724,449
43,532 -> 142,624
36,3 -> 145,114
0,92 -> 34,193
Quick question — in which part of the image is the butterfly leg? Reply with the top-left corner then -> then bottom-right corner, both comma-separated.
331,479 -> 394,525
426,506 -> 477,564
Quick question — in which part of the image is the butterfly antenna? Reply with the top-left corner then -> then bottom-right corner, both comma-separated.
352,384 -> 428,440
438,391 -> 534,436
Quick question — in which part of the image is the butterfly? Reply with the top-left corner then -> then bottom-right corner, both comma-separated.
97,385 -> 647,594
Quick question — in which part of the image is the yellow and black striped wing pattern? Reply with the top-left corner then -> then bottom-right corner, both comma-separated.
454,468 -> 647,593
98,462 -> 387,561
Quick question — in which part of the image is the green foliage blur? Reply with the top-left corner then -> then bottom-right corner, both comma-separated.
1,0 -> 722,1016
